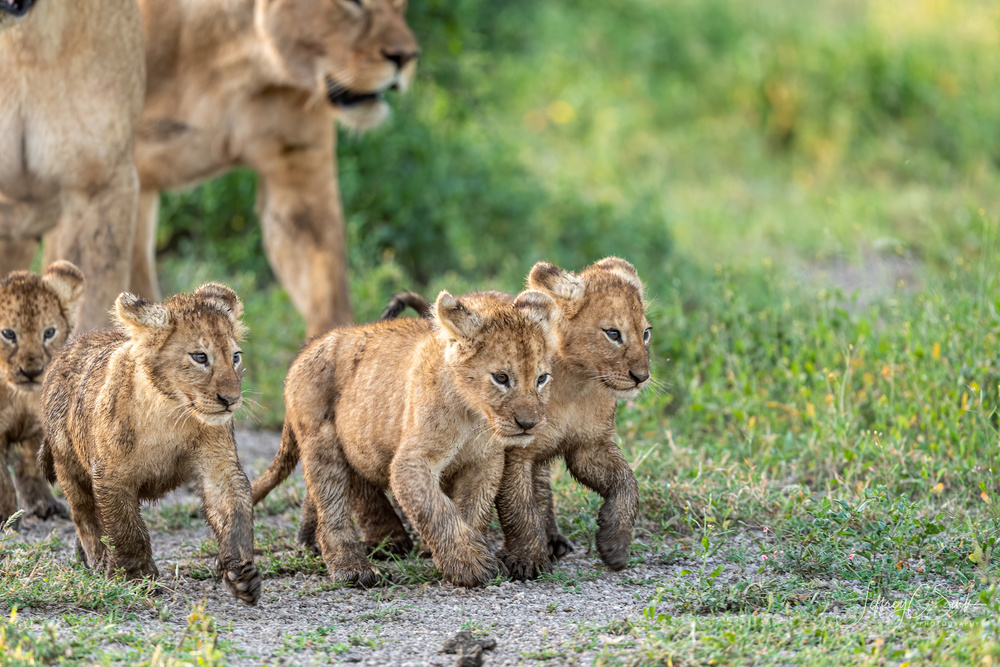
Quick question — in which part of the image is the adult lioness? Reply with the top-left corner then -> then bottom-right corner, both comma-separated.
40,284 -> 261,604
0,0 -> 144,331
375,258 -> 651,579
251,290 -> 557,587
133,0 -> 419,337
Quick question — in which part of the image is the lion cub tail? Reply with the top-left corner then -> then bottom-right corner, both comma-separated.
251,421 -> 300,505
38,438 -> 57,484
380,291 -> 432,321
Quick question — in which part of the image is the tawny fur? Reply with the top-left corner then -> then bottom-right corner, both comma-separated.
251,290 -> 557,587
130,0 -> 419,337
0,261 -> 83,527
0,0 -> 144,332
375,258 -> 651,579
39,284 -> 261,604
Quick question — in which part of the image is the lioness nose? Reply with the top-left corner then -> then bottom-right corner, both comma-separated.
629,370 -> 650,385
217,393 -> 241,409
514,415 -> 538,432
382,48 -> 419,69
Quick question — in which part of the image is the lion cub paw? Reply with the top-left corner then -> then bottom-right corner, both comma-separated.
107,556 -> 159,582
23,495 -> 70,521
548,533 -> 574,560
596,528 -> 632,571
221,561 -> 262,605
330,563 -> 383,588
497,548 -> 552,581
443,549 -> 502,588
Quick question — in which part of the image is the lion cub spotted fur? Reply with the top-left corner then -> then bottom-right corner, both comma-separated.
40,284 -> 261,604
0,261 -> 83,527
251,290 -> 557,587
377,258 -> 651,579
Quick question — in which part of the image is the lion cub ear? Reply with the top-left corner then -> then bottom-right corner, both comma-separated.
527,262 -> 585,318
591,256 -> 643,296
42,261 -> 85,319
513,290 -> 557,335
115,293 -> 171,335
194,283 -> 244,321
435,290 -> 484,340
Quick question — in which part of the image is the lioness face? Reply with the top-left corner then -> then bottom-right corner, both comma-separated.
257,0 -> 419,130
116,284 -> 246,427
0,263 -> 84,393
437,290 -> 557,448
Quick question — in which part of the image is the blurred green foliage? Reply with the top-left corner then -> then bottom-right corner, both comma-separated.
157,0 -> 1000,423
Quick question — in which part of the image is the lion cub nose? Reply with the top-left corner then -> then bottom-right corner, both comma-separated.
514,414 -> 539,432
216,393 -> 241,409
629,370 -> 650,385
19,367 -> 43,382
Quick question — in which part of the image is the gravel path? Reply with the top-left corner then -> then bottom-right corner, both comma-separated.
9,429 -> 673,666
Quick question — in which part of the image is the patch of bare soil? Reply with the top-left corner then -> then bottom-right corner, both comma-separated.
10,429 -> 673,666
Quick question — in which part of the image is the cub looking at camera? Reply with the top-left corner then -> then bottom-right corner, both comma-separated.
374,258 -> 651,580
251,290 -> 557,588
0,261 -> 83,527
39,284 -> 261,604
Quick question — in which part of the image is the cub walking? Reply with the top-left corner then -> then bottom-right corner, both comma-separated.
39,284 -> 261,604
252,290 -> 557,587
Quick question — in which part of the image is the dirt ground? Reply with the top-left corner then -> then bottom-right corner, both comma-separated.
9,429 -> 677,666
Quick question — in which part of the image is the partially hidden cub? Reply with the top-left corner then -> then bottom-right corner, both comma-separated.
251,290 -> 557,587
39,284 -> 261,604
0,261 -> 83,527
377,258 -> 651,579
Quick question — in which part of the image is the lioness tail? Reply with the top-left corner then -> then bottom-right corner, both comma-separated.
251,421 -> 300,505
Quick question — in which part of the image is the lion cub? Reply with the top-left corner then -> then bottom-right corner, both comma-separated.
252,290 -> 557,588
376,258 -> 651,579
0,261 -> 83,527
39,284 -> 261,604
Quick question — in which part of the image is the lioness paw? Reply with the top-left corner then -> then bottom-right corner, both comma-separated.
222,561 -> 262,605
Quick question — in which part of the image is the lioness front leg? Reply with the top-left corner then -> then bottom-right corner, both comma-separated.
496,451 -> 552,580
532,460 -> 573,559
13,437 -> 68,520
43,164 -> 139,331
92,476 -> 157,580
564,440 -> 639,571
253,128 -> 352,337
128,191 -> 162,302
198,444 -> 261,605
391,451 -> 500,588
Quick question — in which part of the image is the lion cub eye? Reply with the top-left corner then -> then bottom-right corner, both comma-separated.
604,329 -> 622,343
43,328 -> 57,341
643,328 -> 651,343
232,351 -> 242,365
1,329 -> 15,342
492,372 -> 510,387
536,373 -> 550,389
191,352 -> 209,365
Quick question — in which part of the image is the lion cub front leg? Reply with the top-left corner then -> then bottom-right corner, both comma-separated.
198,442 -> 261,606
13,436 -> 68,520
391,446 -> 501,588
92,473 -> 157,580
496,451 -> 553,580
564,439 -> 639,571
532,460 -> 573,559
301,430 -> 380,587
